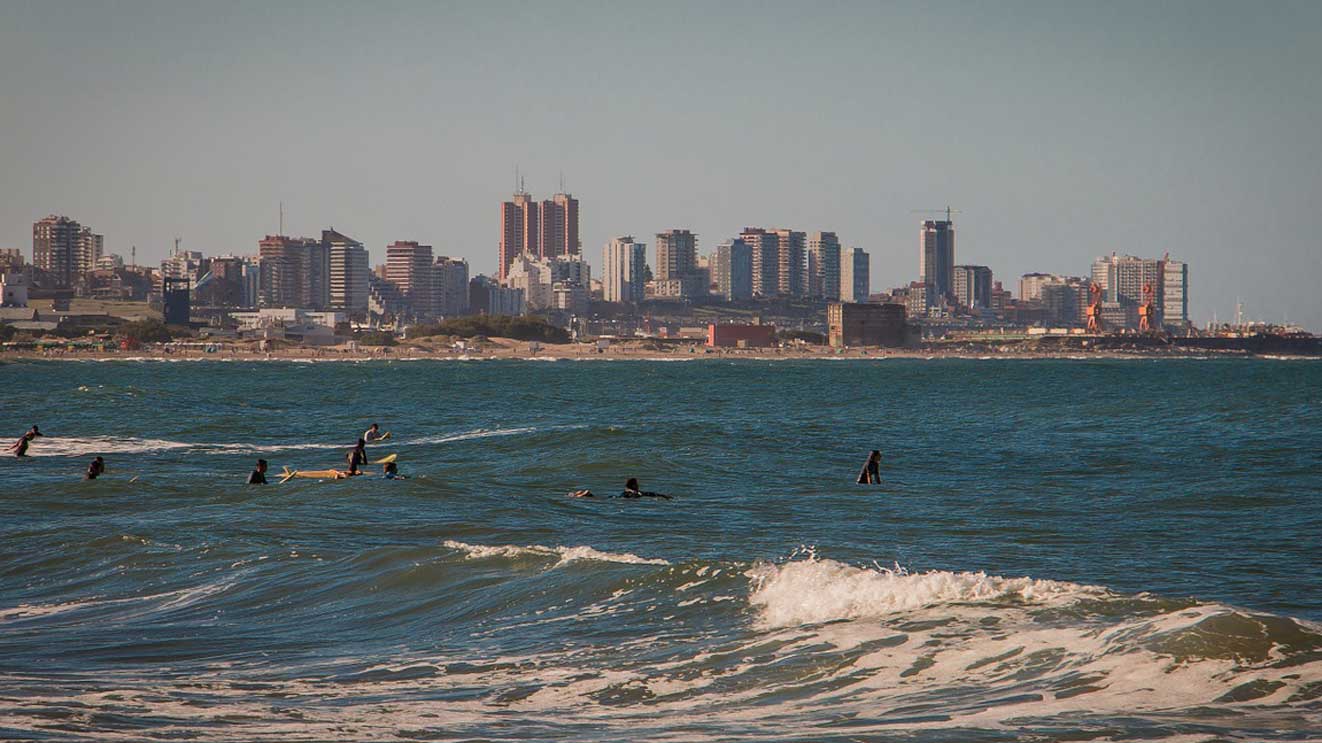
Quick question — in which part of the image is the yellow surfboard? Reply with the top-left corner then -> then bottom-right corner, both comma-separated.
278,467 -> 361,483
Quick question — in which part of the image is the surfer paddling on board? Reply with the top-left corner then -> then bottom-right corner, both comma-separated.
7,425 -> 42,458
614,477 -> 672,500
857,450 -> 882,484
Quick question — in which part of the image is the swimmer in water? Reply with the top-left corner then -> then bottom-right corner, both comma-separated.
85,456 -> 105,480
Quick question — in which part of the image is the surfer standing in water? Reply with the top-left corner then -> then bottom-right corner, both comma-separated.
346,439 -> 367,476
857,450 -> 882,484
85,456 -> 105,480
363,423 -> 389,442
7,425 -> 42,457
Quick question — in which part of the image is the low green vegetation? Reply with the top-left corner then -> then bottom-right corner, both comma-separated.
118,318 -> 173,343
409,315 -> 570,344
355,330 -> 398,347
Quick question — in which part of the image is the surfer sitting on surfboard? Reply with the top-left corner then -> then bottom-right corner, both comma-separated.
248,459 -> 268,484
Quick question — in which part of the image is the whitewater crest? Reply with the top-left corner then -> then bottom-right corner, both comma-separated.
442,540 -> 670,567
746,555 -> 1103,628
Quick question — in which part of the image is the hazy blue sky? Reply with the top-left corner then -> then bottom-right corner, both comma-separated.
2,1 -> 1319,327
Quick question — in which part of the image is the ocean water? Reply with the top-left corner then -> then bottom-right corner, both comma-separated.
1,357 -> 1319,742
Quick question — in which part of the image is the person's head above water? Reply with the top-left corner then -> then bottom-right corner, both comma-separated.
368,423 -> 379,431
256,459 -> 267,472
384,461 -> 397,474
869,450 -> 881,461
625,477 -> 639,491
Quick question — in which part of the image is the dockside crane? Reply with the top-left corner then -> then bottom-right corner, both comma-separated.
1086,283 -> 1103,333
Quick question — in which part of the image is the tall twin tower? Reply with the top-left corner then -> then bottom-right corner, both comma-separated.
498,183 -> 580,280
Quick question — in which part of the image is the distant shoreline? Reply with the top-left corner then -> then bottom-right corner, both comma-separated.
2,344 -> 1313,363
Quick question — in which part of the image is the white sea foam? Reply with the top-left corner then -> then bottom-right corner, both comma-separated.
442,539 -> 669,567
21,435 -> 196,457
747,557 -> 1103,629
409,427 -> 540,446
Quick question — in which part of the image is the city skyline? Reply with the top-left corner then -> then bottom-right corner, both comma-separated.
1,2 -> 1319,328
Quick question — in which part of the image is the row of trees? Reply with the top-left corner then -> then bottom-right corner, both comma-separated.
408,315 -> 571,344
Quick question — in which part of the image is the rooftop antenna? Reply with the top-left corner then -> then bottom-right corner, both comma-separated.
559,171 -> 565,194
174,237 -> 181,256
279,201 -> 285,236
131,245 -> 136,268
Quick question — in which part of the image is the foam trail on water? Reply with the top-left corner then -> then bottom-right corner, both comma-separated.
443,540 -> 670,567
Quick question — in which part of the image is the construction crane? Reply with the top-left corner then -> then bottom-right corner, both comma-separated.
911,206 -> 960,222
1086,283 -> 1103,333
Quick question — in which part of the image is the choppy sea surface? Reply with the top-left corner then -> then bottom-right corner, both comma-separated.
1,357 -> 1319,742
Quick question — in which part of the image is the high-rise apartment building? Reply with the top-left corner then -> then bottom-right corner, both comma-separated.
499,190 -> 539,281
538,193 -> 580,259
1162,260 -> 1188,327
807,232 -> 841,300
499,188 -> 580,279
33,215 -> 101,288
953,265 -> 993,309
773,229 -> 806,296
1019,272 -> 1063,303
839,247 -> 870,303
602,236 -> 647,303
258,235 -> 326,308
655,229 -> 698,282
324,229 -> 369,318
385,241 -> 434,318
505,254 -> 553,310
432,256 -> 470,317
740,228 -> 780,297
1092,254 -> 1163,307
919,219 -> 955,303
712,238 -> 752,301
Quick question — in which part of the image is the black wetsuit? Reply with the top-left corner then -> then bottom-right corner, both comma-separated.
248,469 -> 267,484
347,448 -> 366,475
614,489 -> 672,500
85,461 -> 104,480
857,459 -> 880,484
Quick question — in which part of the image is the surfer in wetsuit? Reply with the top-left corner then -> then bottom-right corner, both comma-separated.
7,425 -> 42,457
615,477 -> 672,500
85,456 -> 105,480
346,439 -> 367,476
857,449 -> 882,484
248,459 -> 268,484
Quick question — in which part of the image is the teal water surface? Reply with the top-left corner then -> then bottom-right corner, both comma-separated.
1,358 -> 1319,741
